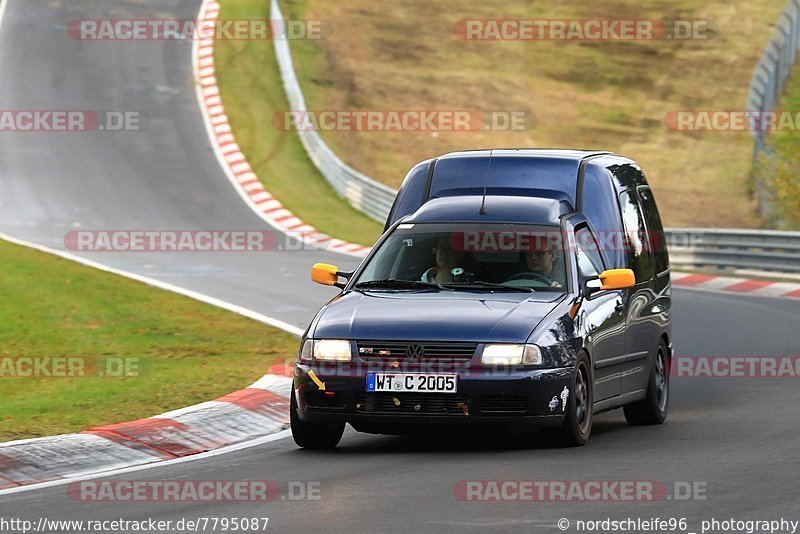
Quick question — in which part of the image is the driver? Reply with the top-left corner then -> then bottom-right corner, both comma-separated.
517,245 -> 564,288
421,236 -> 465,284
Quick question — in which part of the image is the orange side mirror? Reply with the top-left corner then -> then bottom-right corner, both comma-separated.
311,263 -> 340,286
599,268 -> 636,290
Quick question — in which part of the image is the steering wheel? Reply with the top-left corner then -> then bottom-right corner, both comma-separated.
507,271 -> 555,286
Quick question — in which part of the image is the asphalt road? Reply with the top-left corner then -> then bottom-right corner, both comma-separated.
1,0 -> 799,532
0,0 -> 360,330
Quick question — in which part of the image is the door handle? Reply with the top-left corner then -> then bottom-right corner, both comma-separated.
615,301 -> 625,313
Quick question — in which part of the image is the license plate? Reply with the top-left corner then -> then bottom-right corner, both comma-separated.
365,372 -> 458,393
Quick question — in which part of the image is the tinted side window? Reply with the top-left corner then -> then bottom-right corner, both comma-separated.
619,191 -> 654,283
574,226 -> 605,278
385,163 -> 429,230
581,167 -> 624,269
637,187 -> 669,275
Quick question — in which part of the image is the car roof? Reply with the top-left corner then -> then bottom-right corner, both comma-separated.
384,149 -> 637,231
426,149 -> 613,210
436,148 -> 611,160
404,195 -> 568,226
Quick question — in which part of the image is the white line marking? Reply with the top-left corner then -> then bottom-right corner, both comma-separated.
0,0 -> 10,34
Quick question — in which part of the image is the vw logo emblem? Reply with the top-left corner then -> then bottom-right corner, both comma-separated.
406,345 -> 425,360
406,344 -> 426,360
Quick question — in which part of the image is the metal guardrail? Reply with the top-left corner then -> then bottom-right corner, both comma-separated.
271,0 -> 800,275
746,0 -> 800,216
271,0 -> 397,222
665,229 -> 800,274
747,0 -> 800,154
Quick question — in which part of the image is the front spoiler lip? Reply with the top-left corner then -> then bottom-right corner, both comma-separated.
299,410 -> 566,427
293,363 -> 574,426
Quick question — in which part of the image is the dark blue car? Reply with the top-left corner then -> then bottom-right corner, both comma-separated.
292,149 -> 672,447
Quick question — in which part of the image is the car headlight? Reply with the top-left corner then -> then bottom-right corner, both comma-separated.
481,343 -> 542,365
313,339 -> 352,362
298,339 -> 313,362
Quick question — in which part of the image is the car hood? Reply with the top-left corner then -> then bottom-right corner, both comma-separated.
311,290 -> 565,343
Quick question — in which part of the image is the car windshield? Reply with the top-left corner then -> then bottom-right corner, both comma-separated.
354,222 -> 568,291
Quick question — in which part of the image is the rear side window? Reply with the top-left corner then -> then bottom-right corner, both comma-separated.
581,167 -> 625,269
636,187 -> 669,275
619,191 -> 654,283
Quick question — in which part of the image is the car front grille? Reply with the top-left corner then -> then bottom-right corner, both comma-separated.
354,393 -> 470,415
355,340 -> 478,362
479,395 -> 528,413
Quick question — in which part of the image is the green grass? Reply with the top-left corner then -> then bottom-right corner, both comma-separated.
769,74 -> 800,150
213,0 -> 383,246
0,239 -> 299,441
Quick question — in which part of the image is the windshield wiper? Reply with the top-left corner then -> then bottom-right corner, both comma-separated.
353,279 -> 452,291
443,280 -> 535,293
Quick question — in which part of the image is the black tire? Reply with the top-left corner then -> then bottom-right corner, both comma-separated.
546,351 -> 593,446
624,341 -> 669,425
290,389 -> 345,449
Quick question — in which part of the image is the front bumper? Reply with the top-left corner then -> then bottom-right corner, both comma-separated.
294,363 -> 573,429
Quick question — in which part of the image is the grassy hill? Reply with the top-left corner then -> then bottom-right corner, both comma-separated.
283,0 -> 785,229
216,0 -> 786,246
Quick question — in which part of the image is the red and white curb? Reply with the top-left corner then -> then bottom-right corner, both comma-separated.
0,369 -> 293,490
671,272 -> 800,299
192,0 -> 370,259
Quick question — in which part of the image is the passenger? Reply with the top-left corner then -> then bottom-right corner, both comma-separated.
421,236 -> 466,284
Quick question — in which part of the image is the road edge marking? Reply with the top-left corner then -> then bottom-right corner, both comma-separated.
0,0 -> 10,34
